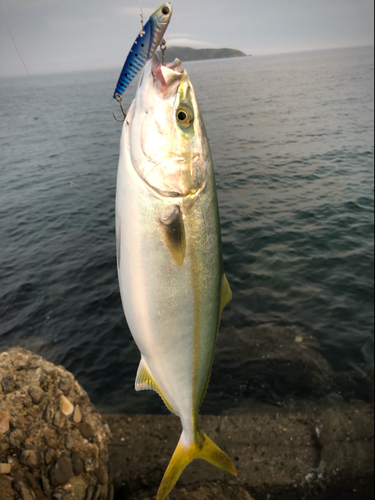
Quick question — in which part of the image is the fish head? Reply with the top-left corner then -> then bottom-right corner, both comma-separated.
126,54 -> 209,199
150,3 -> 173,28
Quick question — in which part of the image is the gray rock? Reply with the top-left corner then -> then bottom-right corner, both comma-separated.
58,376 -> 72,395
49,454 -> 73,486
19,450 -> 39,469
28,386 -> 44,405
2,374 -> 14,394
9,429 -> 24,448
44,449 -> 55,466
71,451 -> 84,475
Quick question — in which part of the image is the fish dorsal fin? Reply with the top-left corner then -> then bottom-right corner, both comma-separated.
220,273 -> 232,317
135,358 -> 176,414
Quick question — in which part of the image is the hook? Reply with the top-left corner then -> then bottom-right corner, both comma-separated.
160,38 -> 167,66
113,93 -> 127,122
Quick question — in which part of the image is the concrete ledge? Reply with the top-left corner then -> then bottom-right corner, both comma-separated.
103,402 -> 374,499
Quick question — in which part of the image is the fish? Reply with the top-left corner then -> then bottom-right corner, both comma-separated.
115,54 -> 237,499
113,2 -> 173,99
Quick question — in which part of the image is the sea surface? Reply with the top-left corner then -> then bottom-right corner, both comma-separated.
0,46 -> 373,414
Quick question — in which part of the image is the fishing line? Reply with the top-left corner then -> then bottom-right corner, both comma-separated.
0,1 -> 80,187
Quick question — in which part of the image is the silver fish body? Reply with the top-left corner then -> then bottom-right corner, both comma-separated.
116,55 -> 236,500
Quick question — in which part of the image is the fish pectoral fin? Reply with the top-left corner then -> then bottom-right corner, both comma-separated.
135,358 -> 176,414
220,273 -> 232,316
156,430 -> 237,500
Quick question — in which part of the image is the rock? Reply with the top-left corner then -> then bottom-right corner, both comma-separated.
44,428 -> 59,449
58,376 -> 72,395
0,410 -> 10,433
0,463 -> 12,473
0,348 -> 111,499
44,448 -> 55,466
19,450 -> 39,469
53,411 -> 66,428
73,405 -> 82,424
28,385 -> 44,405
95,461 -> 108,485
65,434 -> 74,450
9,428 -> 24,448
40,475 -> 51,497
71,451 -> 84,475
70,477 -> 87,500
49,454 -> 73,486
85,484 -> 95,500
2,374 -> 14,393
42,404 -> 53,424
0,474 -> 16,500
60,395 -> 74,417
12,479 -> 36,500
79,423 -> 93,440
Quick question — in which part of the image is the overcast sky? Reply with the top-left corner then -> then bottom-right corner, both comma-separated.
0,0 -> 373,77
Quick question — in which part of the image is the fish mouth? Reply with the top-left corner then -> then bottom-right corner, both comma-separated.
151,54 -> 185,98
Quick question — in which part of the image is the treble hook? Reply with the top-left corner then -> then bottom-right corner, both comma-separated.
113,93 -> 127,122
160,38 -> 167,66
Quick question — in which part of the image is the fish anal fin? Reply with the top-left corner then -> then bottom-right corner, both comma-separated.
135,358 -> 176,414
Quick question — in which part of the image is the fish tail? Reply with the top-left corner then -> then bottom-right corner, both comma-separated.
156,429 -> 237,500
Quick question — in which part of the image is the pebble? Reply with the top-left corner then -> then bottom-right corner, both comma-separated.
24,471 -> 45,500
0,411 -> 10,433
19,450 -> 39,469
71,451 -> 84,475
41,474 -> 51,497
44,449 -> 55,466
49,454 -> 73,486
53,411 -> 66,429
9,428 -> 24,448
85,484 -> 95,500
65,434 -> 74,450
71,478 -> 87,500
44,428 -> 59,449
2,374 -> 14,394
60,395 -> 74,417
51,494 -> 63,500
79,423 -> 93,439
0,463 -> 12,473
43,405 -> 53,424
58,376 -> 72,395
73,405 -> 82,424
28,385 -> 44,405
95,461 -> 108,485
12,479 -> 35,500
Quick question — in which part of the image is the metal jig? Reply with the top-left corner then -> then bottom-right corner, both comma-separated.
113,93 -> 127,122
160,38 -> 167,66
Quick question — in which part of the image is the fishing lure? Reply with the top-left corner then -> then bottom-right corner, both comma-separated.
113,3 -> 173,100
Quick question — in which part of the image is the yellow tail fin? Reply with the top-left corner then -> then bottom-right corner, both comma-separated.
156,430 -> 237,500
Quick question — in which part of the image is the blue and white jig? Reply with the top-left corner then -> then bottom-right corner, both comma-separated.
113,3 -> 172,121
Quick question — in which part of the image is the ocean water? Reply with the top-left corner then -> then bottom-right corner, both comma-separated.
0,46 -> 373,414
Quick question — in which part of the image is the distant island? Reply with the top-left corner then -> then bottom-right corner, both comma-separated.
157,46 -> 249,63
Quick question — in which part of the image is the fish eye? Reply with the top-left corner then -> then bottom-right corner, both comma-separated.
176,107 -> 193,127
162,6 -> 170,15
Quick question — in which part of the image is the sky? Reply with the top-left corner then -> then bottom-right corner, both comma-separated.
0,0 -> 373,77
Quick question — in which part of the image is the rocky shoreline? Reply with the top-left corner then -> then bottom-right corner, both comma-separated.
1,347 -> 374,500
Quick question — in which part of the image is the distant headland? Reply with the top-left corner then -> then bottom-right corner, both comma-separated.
158,46 -> 249,63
